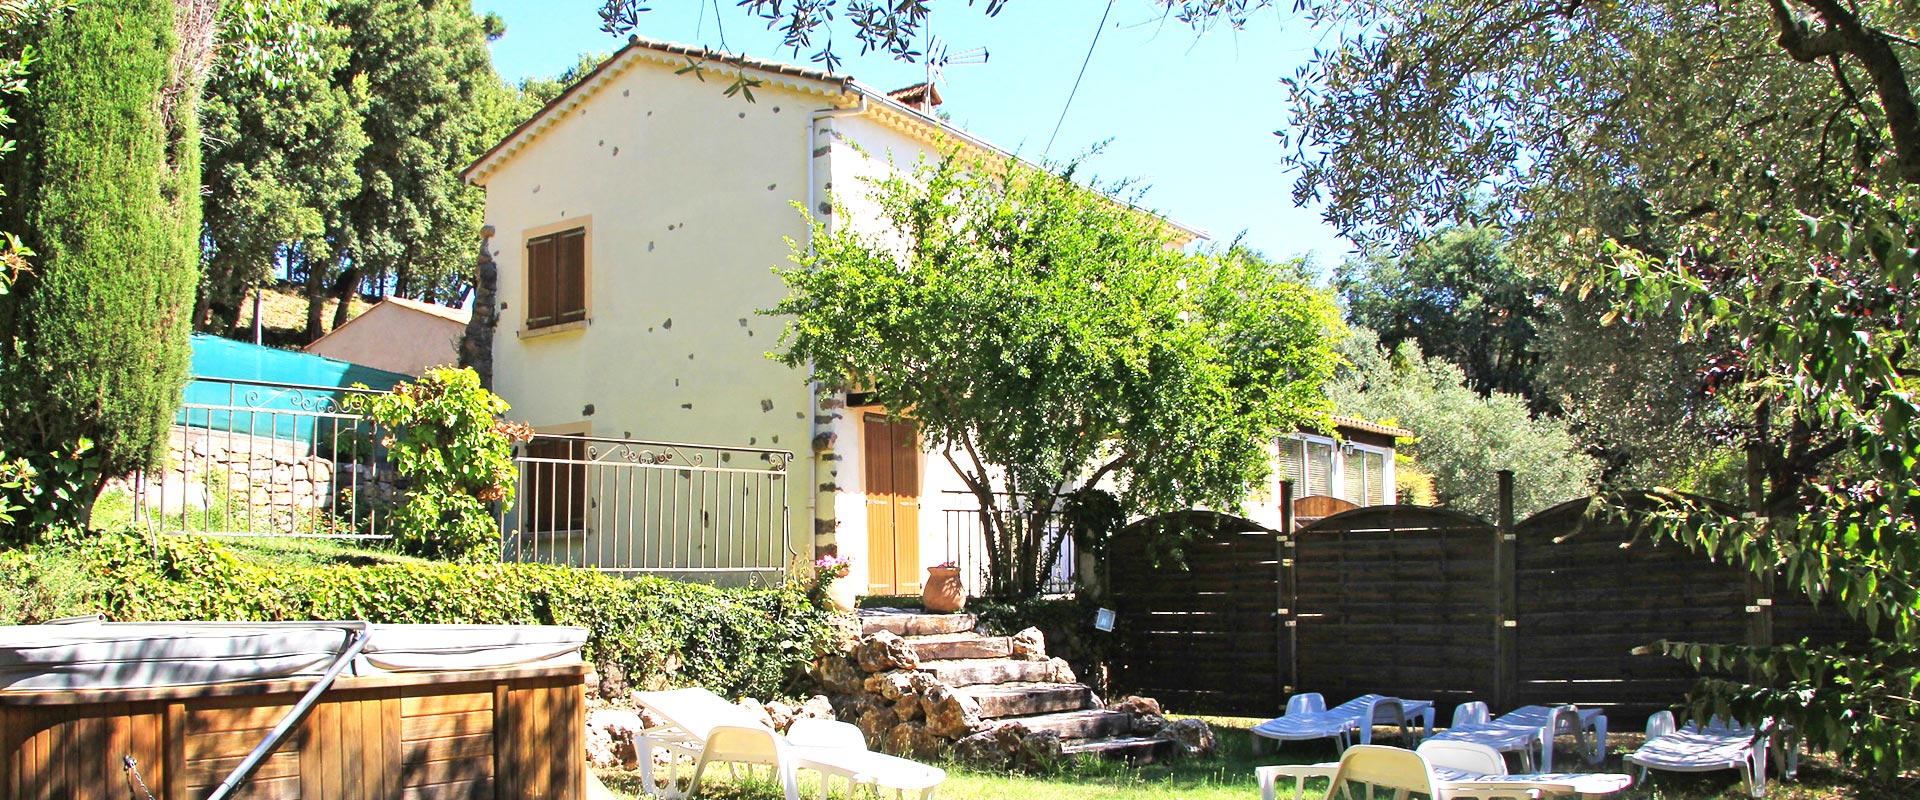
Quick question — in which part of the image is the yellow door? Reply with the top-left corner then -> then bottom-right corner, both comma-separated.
863,414 -> 922,595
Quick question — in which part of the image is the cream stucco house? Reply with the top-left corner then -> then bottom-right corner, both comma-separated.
462,35 -> 1401,595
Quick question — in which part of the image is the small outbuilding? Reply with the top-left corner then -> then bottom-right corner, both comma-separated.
303,295 -> 470,377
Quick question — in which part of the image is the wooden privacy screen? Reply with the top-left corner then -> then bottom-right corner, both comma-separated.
0,664 -> 585,800
1105,512 -> 1286,714
1106,493 -> 1864,722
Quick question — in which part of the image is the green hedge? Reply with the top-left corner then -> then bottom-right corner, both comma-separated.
0,529 -> 833,698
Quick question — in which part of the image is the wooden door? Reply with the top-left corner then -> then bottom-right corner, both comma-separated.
863,414 -> 922,595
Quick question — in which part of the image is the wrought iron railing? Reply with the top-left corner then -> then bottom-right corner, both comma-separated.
941,491 -> 1078,597
501,434 -> 794,578
131,377 -> 395,538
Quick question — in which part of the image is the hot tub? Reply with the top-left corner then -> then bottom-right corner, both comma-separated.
0,620 -> 589,799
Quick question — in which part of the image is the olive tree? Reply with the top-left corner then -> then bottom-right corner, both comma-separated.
769,151 -> 1342,599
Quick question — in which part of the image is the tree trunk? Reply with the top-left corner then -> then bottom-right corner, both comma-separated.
331,265 -> 360,331
303,251 -> 327,342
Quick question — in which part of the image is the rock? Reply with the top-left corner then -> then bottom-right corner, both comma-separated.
856,706 -> 898,748
884,722 -> 946,761
920,684 -> 983,738
855,631 -> 921,672
1153,718 -> 1218,757
814,656 -> 865,695
735,697 -> 774,730
952,729 -> 1011,768
766,700 -> 797,732
799,695 -> 835,722
585,709 -> 647,769
1011,627 -> 1048,661
597,662 -> 629,699
1044,657 -> 1077,684
867,669 -> 916,701
1015,730 -> 1064,771
1109,696 -> 1162,717
893,695 -> 922,722
1130,713 -> 1168,736
992,721 -> 1030,752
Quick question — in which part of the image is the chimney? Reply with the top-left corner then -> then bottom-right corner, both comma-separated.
886,82 -> 943,115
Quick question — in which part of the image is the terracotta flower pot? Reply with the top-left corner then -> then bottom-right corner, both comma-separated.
826,575 -> 859,612
921,566 -> 964,613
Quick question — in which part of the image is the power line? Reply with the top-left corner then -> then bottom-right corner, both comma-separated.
1043,0 -> 1117,159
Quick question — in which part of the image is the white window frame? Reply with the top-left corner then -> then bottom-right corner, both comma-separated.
1278,433 -> 1397,506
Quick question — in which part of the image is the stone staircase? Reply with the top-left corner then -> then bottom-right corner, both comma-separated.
860,611 -> 1173,760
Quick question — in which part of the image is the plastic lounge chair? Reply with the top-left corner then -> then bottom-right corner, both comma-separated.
1428,704 -> 1603,772
633,688 -> 944,800
1320,744 -> 1549,800
1493,704 -> 1607,768
1626,711 -> 1775,798
1250,693 -> 1430,755
787,718 -> 946,800
1426,704 -> 1546,772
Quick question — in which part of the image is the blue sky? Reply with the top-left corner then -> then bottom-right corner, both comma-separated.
475,1 -> 1352,269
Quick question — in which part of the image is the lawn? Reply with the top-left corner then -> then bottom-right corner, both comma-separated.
593,715 -> 1915,800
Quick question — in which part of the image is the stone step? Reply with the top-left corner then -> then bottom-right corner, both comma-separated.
1012,709 -> 1135,741
1060,735 -> 1176,762
859,612 -> 977,637
904,634 -> 1012,662
960,682 -> 1094,718
917,658 -> 1054,687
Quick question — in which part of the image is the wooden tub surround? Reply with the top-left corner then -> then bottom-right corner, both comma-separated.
0,663 -> 586,800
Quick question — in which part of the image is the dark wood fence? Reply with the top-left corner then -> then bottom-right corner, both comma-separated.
1105,486 -> 1865,722
1105,512 -> 1285,713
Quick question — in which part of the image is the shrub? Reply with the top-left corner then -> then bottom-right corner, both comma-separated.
357,367 -> 530,562
3,529 -> 834,698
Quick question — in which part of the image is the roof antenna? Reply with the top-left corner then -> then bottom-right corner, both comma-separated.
920,34 -> 988,117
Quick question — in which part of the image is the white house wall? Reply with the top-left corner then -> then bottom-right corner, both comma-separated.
480,56 -> 826,578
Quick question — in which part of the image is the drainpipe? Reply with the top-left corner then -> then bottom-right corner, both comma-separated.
802,90 -> 867,560
206,621 -> 374,800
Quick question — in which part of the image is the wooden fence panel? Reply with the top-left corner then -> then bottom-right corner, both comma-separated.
1293,507 -> 1498,709
1107,513 -> 1286,716
1104,493 -> 1867,722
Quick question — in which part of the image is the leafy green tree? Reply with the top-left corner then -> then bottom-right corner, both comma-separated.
0,0 -> 201,537
1337,224 -> 1549,403
513,51 -> 608,118
296,0 -> 511,339
199,3 -> 365,334
770,151 -> 1343,599
1329,330 -> 1595,518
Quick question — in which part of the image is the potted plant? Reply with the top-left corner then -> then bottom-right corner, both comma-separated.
922,561 -> 964,613
812,554 -> 857,611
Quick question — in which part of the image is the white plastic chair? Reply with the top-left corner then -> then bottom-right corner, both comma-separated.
1322,744 -> 1545,800
1451,701 -> 1490,728
685,725 -> 802,800
1626,711 -> 1774,798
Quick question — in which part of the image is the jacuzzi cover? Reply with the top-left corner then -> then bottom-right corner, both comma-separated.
0,621 -> 590,691
355,624 -> 588,673
0,622 -> 353,691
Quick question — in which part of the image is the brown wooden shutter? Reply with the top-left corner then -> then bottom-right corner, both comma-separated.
527,234 -> 557,329
556,228 -> 587,323
526,437 -> 585,532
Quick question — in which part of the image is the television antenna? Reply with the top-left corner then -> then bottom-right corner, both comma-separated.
918,36 -> 989,114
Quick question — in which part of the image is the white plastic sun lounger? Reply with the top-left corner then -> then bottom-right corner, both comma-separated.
1258,742 -> 1630,800
632,687 -> 945,800
1625,711 -> 1788,798
1427,702 -> 1606,772
1250,693 -> 1434,755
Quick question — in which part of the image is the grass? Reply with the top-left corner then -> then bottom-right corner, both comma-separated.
591,716 -> 1917,800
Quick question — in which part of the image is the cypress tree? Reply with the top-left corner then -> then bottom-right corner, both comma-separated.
0,0 -> 198,533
